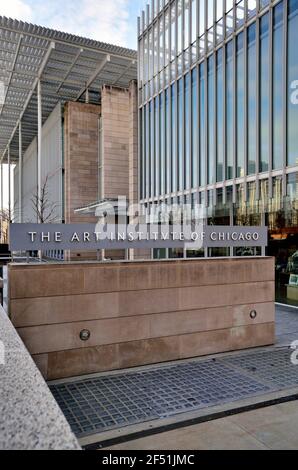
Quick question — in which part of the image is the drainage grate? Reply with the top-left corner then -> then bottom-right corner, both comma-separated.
50,306 -> 298,438
50,359 -> 271,438
220,348 -> 298,388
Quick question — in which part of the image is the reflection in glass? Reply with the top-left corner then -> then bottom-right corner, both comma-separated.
191,0 -> 197,44
160,92 -> 165,195
199,63 -> 206,186
226,41 -> 234,180
149,101 -> 153,198
236,33 -> 244,178
165,8 -> 170,68
184,0 -> 190,51
199,0 -> 205,36
208,56 -> 215,184
185,73 -> 191,190
273,2 -> 284,170
191,68 -> 198,188
166,88 -> 171,194
177,0 -> 183,55
216,48 -> 224,182
260,13 -> 269,172
178,79 -> 183,191
287,0 -> 298,167
171,84 -> 177,192
155,97 -> 159,197
248,23 -> 256,175
247,0 -> 257,18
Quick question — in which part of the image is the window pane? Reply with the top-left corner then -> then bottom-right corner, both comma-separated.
185,73 -> 191,189
273,2 -> 284,170
171,2 -> 176,61
226,0 -> 233,12
216,48 -> 224,182
260,13 -> 269,172
191,0 -> 197,44
178,78 -> 183,190
247,23 -> 256,175
236,0 -> 245,29
226,41 -> 234,179
236,32 -> 245,177
247,0 -> 257,19
160,93 -> 165,194
216,0 -> 223,21
260,0 -> 269,9
177,0 -> 183,54
171,84 -> 177,192
155,97 -> 159,196
199,63 -> 206,186
151,99 -> 155,197
148,102 -> 152,197
199,0 -> 205,36
207,0 -> 214,29
166,88 -> 171,194
140,107 -> 146,199
191,68 -> 198,188
165,8 -> 170,67
159,17 -> 164,73
149,29 -> 153,81
288,0 -> 298,166
208,56 -> 215,184
154,22 -> 158,77
184,0 -> 190,50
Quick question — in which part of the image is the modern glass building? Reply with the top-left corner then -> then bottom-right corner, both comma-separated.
138,0 -> 298,305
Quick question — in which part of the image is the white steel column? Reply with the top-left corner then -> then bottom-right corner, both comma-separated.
0,162 -> 2,243
37,80 -> 42,221
19,122 -> 22,223
8,146 -> 11,222
0,162 -> 2,216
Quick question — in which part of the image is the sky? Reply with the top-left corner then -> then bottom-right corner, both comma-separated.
0,0 -> 147,50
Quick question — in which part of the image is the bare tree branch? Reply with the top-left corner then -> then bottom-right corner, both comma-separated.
31,175 -> 60,224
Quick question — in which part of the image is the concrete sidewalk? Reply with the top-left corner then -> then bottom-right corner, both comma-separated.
107,400 -> 298,450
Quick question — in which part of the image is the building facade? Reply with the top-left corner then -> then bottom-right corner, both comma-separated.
138,0 -> 298,305
0,18 -> 138,261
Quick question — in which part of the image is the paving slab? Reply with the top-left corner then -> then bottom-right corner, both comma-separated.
106,401 -> 298,450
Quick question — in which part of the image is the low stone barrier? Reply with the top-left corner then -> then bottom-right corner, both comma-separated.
8,257 -> 275,380
0,305 -> 80,450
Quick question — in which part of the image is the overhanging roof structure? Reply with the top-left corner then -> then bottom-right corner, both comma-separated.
0,16 -> 137,163
75,198 -> 129,217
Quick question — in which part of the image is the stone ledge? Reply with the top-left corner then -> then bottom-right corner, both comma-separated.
0,306 -> 80,450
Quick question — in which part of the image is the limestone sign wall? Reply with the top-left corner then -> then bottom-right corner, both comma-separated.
8,257 -> 275,380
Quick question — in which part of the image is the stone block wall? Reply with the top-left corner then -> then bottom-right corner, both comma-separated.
63,101 -> 100,260
9,257 -> 275,380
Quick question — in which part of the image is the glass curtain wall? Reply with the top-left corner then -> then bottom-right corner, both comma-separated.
288,0 -> 298,167
247,23 -> 257,175
260,13 -> 270,172
139,0 -> 298,304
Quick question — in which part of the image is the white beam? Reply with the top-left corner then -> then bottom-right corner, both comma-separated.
56,47 -> 84,94
76,54 -> 111,101
112,60 -> 136,86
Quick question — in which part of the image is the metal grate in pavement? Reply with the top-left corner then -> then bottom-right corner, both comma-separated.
49,306 -> 298,438
220,348 -> 298,388
50,359 -> 271,438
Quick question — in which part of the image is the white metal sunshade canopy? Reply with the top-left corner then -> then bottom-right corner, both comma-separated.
0,16 -> 137,163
